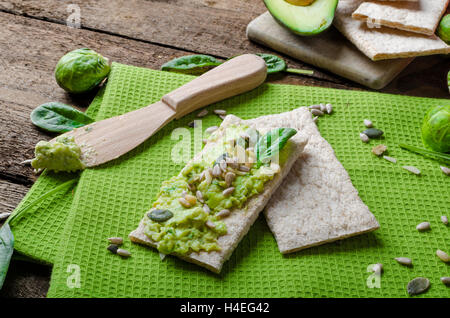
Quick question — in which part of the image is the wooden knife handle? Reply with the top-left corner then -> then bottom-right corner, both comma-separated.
161,54 -> 267,119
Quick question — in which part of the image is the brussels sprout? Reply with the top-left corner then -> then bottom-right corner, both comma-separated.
421,105 -> 450,153
55,48 -> 110,94
438,14 -> 450,44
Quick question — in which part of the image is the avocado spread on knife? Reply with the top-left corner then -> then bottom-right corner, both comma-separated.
31,135 -> 85,172
144,123 -> 296,255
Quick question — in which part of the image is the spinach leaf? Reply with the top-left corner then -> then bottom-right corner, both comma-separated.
161,55 -> 222,75
0,224 -> 14,289
256,53 -> 286,74
30,102 -> 94,133
256,128 -> 297,167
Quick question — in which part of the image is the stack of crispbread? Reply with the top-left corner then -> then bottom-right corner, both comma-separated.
334,0 -> 450,61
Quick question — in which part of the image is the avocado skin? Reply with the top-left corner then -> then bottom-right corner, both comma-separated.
264,0 -> 338,36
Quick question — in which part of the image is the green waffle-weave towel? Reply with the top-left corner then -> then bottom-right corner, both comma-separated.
44,63 -> 448,297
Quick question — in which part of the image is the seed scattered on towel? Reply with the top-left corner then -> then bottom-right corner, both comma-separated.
395,257 -> 412,266
372,144 -> 387,156
441,166 -> 450,176
197,109 -> 208,117
402,166 -> 421,175
325,103 -> 333,114
213,109 -> 226,116
436,250 -> 450,263
363,119 -> 373,128
108,237 -> 123,245
117,248 -> 131,258
383,156 -> 397,164
360,133 -> 369,143
308,104 -> 321,110
107,244 -> 119,254
205,126 -> 218,134
319,103 -> 327,112
441,277 -> 450,286
407,277 -> 430,296
441,215 -> 449,225
416,222 -> 430,232
311,109 -> 324,116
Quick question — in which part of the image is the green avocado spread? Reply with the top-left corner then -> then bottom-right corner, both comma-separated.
31,135 -> 85,172
144,123 -> 293,255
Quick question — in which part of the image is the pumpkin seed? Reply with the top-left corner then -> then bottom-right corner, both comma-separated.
203,204 -> 211,214
216,209 -> 231,219
108,237 -> 123,245
205,126 -> 218,134
441,215 -> 448,225
372,144 -> 387,156
440,277 -> 450,286
362,128 -> 383,138
326,103 -> 333,114
383,156 -> 397,164
148,209 -> 174,222
407,277 -> 430,296
394,257 -> 412,266
197,109 -> 208,117
402,166 -> 421,175
363,119 -> 373,128
213,109 -> 226,116
107,244 -> 119,254
416,222 -> 430,232
205,220 -> 216,229
436,249 -> 450,263
311,109 -> 324,116
441,166 -> 450,176
222,187 -> 235,197
360,133 -> 369,143
117,248 -> 131,258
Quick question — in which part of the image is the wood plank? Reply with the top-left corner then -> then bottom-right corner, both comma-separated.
0,179 -> 29,215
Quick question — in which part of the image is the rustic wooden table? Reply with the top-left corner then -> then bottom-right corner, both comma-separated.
0,0 -> 449,298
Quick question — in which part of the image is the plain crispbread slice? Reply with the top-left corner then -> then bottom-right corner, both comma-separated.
255,108 -> 380,254
352,0 -> 449,36
129,114 -> 308,273
334,0 -> 450,60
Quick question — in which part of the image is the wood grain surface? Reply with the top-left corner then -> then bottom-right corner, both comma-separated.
0,0 -> 448,298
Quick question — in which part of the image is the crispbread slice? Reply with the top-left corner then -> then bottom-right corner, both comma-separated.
334,0 -> 450,60
129,114 -> 308,273
253,108 -> 379,254
352,0 -> 449,36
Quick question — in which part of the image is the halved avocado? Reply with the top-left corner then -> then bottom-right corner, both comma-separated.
264,0 -> 338,36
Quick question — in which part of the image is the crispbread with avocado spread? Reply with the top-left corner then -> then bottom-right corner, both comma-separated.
253,108 -> 380,254
129,114 -> 308,273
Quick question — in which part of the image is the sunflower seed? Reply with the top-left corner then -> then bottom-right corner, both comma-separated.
204,168 -> 212,185
212,164 -> 222,177
196,190 -> 204,203
225,172 -> 236,186
219,160 -> 227,172
372,144 -> 387,156
219,115 -> 226,120
20,159 -> 32,165
203,204 -> 211,214
117,249 -> 132,258
363,119 -> 373,128
0,212 -> 11,221
383,156 -> 397,164
441,166 -> 450,176
326,103 -> 333,114
205,220 -> 216,229
320,103 -> 327,112
159,253 -> 166,261
312,116 -> 318,123
407,277 -> 430,296
107,244 -> 119,254
108,237 -> 123,245
441,215 -> 449,225
436,249 -> 450,263
238,165 -> 250,172
222,187 -> 235,197
416,222 -> 430,232
205,126 -> 219,134
188,121 -> 196,128
440,277 -> 450,286
309,104 -> 321,110
360,133 -> 369,143
311,109 -> 324,116
187,183 -> 196,192
402,166 -> 421,175
394,257 -> 412,266
179,197 -> 191,208
362,128 -> 383,138
213,109 -> 226,116
197,109 -> 209,118
216,209 -> 231,219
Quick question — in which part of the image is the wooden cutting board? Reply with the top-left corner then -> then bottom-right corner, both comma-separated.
247,12 -> 414,89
